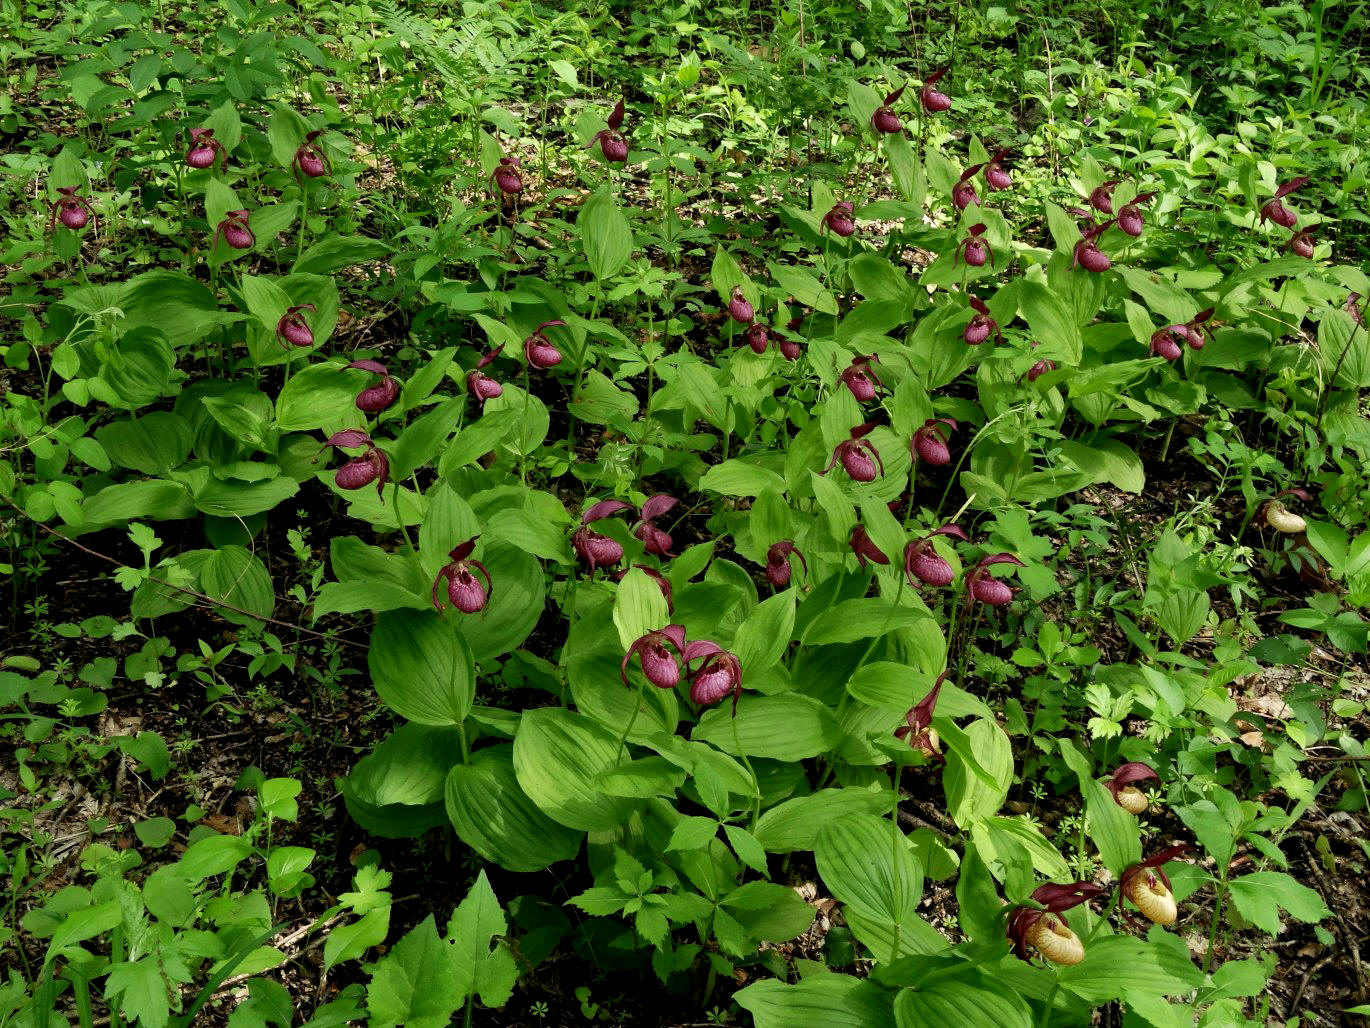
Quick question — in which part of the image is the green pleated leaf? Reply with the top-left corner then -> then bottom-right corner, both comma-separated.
693,693 -> 839,761
512,708 -> 639,831
445,746 -> 582,872
369,609 -> 475,727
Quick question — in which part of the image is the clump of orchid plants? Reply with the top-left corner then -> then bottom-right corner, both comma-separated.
632,495 -> 678,557
349,360 -> 400,413
466,344 -> 504,404
47,187 -> 95,233
1105,762 -> 1160,814
621,625 -> 687,689
1072,219 -> 1114,272
586,99 -> 629,163
870,85 -> 906,133
919,67 -> 952,113
1259,177 -> 1308,229
492,154 -> 523,195
1121,845 -> 1190,926
965,553 -> 1025,606
963,296 -> 1001,345
911,417 -> 956,466
903,525 -> 968,588
185,128 -> 228,171
839,355 -> 882,403
954,223 -> 992,268
1007,882 -> 1107,965
822,201 -> 856,237
293,130 -> 331,179
894,671 -> 947,764
524,320 -> 565,370
572,499 -> 631,573
826,423 -> 884,483
325,430 -> 388,496
213,209 -> 255,251
432,538 -> 493,614
765,541 -> 807,589
276,304 -> 316,349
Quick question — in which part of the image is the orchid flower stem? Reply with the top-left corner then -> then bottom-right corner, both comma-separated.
732,718 -> 761,832
1203,872 -> 1229,974
391,485 -> 415,554
615,677 -> 646,766
297,184 -> 308,262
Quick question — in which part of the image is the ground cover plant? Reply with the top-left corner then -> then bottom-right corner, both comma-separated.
2,0 -> 1370,1024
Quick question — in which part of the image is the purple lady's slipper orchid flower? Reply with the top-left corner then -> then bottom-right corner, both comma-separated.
1348,293 -> 1365,327
1071,219 -> 1114,272
572,499 -> 632,573
1105,762 -> 1160,815
585,99 -> 629,163
839,355 -> 882,403
276,304 -> 316,349
894,670 -> 948,763
213,209 -> 255,251
1087,180 -> 1119,215
621,625 -> 687,689
850,524 -> 890,568
47,186 -> 96,232
186,128 -> 227,171
911,417 -> 957,466
492,155 -> 523,195
765,540 -> 808,588
825,423 -> 884,483
777,334 -> 802,361
954,223 -> 992,268
683,641 -> 744,711
325,429 -> 388,497
966,553 -> 1025,606
1182,307 -> 1215,350
745,322 -> 771,354
870,85 -> 905,134
1259,177 -> 1308,228
952,164 -> 984,211
1117,191 -> 1156,237
822,200 -> 856,237
1120,845 -> 1191,926
1026,357 -> 1057,382
632,494 -> 678,558
293,130 -> 331,178
524,320 -> 565,369
1149,324 -> 1187,361
984,149 -> 1012,191
1007,882 -> 1108,965
617,564 -> 675,613
903,524 -> 968,588
349,359 -> 400,413
963,296 -> 1001,345
728,286 -> 755,324
919,67 -> 952,113
1289,228 -> 1315,258
467,343 -> 505,404
1088,180 -> 1119,215
432,537 -> 494,614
